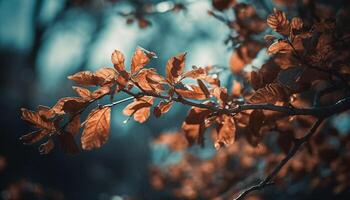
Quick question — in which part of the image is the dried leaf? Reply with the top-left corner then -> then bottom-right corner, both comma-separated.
212,87 -> 228,107
61,98 -> 87,114
58,132 -> 80,155
95,67 -> 118,84
81,107 -> 111,150
166,53 -> 186,83
182,106 -> 212,145
230,40 -> 264,73
267,8 -> 290,36
66,115 -> 81,135
91,86 -> 110,99
175,86 -> 207,100
214,115 -> 236,150
72,86 -> 91,100
111,50 -> 126,72
182,67 -> 207,79
123,97 -> 153,123
249,83 -> 288,104
39,139 -> 55,154
21,108 -> 53,130
20,130 -> 50,145
197,79 -> 210,98
268,40 -> 292,55
37,105 -> 55,120
131,48 -> 150,74
291,17 -> 303,30
68,71 -> 104,86
153,101 -> 173,118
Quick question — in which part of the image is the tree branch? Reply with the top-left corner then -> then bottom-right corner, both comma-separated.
233,118 -> 324,200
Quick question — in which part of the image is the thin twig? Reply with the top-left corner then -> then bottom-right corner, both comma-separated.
233,118 -> 324,200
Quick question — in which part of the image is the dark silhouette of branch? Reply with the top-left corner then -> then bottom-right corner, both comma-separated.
233,118 -> 324,200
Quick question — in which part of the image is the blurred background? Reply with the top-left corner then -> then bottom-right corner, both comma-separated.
1,0 -> 349,200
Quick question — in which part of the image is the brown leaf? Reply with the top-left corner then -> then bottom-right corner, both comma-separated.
230,40 -> 264,73
39,139 -> 55,154
166,53 -> 186,83
212,87 -> 228,107
214,115 -> 236,150
72,86 -> 91,100
133,69 -> 165,93
268,40 -> 292,55
111,50 -> 126,72
131,48 -> 150,74
123,96 -> 153,123
95,67 -> 118,84
37,105 -> 56,120
232,80 -> 242,97
197,79 -> 210,98
21,108 -> 53,130
182,67 -> 207,79
66,115 -> 81,135
267,8 -> 290,36
20,130 -> 50,145
68,71 -> 104,86
153,101 -> 173,118
91,86 -> 110,99
175,85 -> 207,100
249,83 -> 288,104
182,106 -> 212,145
81,107 -> 111,150
61,97 -> 88,114
247,110 -> 265,137
291,17 -> 303,30
58,132 -> 80,155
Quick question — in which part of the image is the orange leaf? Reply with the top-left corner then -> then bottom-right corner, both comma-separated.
166,53 -> 186,83
66,115 -> 81,135
95,67 -> 118,85
175,86 -> 207,100
123,96 -> 153,123
267,40 -> 292,55
91,86 -> 110,99
267,8 -> 290,36
212,87 -> 228,107
81,107 -> 111,150
182,67 -> 207,79
21,108 -> 53,130
68,71 -> 104,86
72,86 -> 91,100
111,50 -> 126,72
197,79 -> 210,98
153,101 -> 173,118
214,115 -> 236,150
37,105 -> 56,120
131,48 -> 150,74
61,98 -> 88,114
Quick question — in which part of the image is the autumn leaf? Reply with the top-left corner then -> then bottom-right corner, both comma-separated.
267,40 -> 292,55
182,106 -> 212,145
175,85 -> 207,100
291,17 -> 303,30
81,107 -> 111,150
39,139 -> 55,155
72,86 -> 91,100
21,108 -> 53,130
182,67 -> 207,79
123,96 -> 154,123
66,115 -> 81,135
111,50 -> 126,72
166,53 -> 186,83
61,97 -> 88,114
131,48 -> 150,74
212,87 -> 228,107
197,79 -> 211,99
214,115 -> 236,150
230,40 -> 264,73
37,105 -> 55,120
153,101 -> 173,118
95,67 -> 118,85
249,83 -> 288,104
58,133 -> 80,155
68,71 -> 104,86
91,86 -> 111,99
267,8 -> 290,36
20,130 -> 50,145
